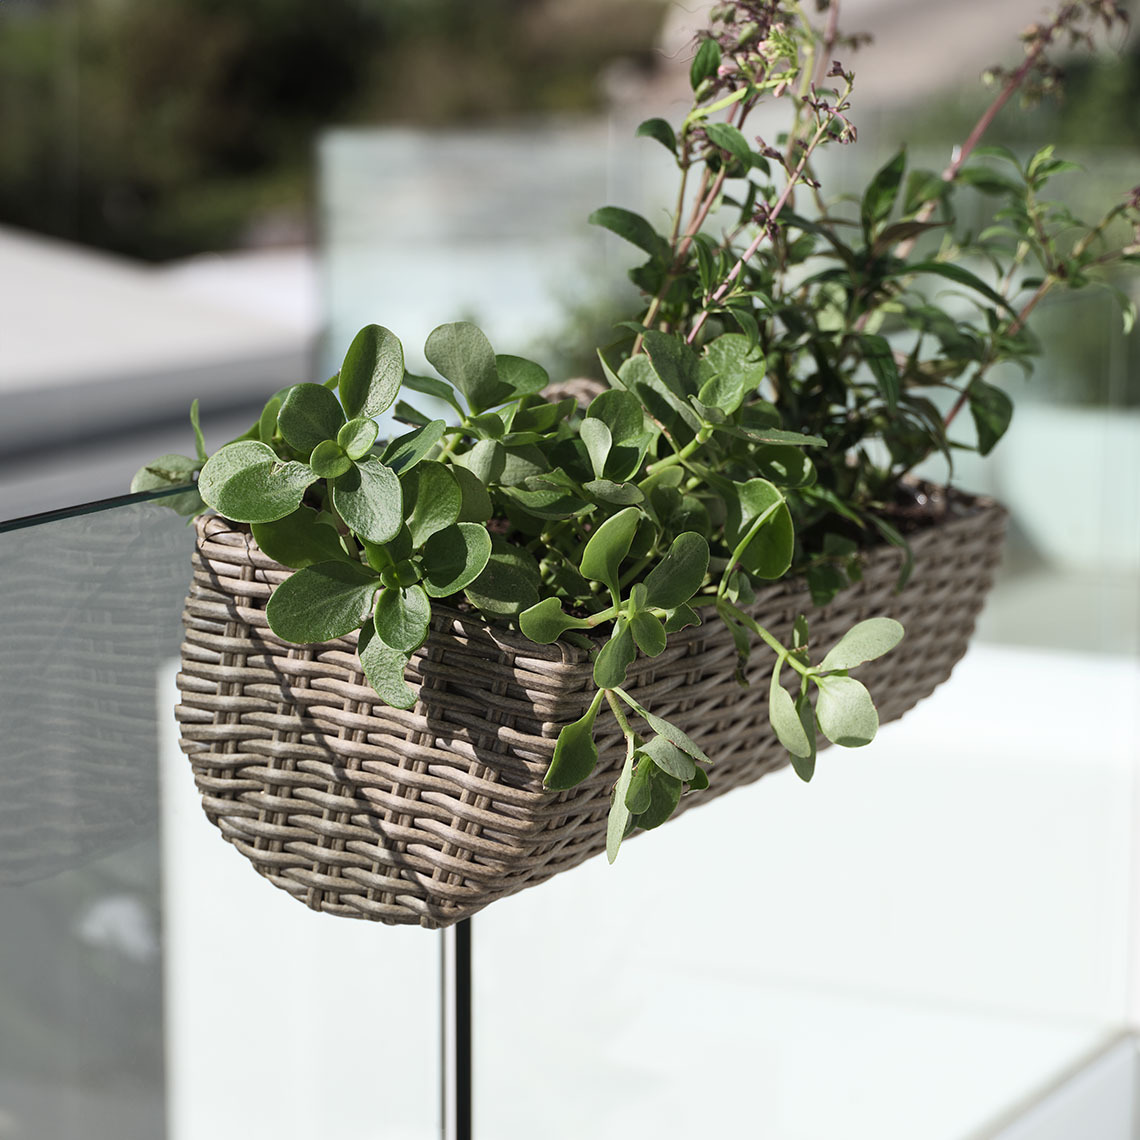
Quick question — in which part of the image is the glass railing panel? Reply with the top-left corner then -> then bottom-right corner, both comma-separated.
0,493 -> 441,1139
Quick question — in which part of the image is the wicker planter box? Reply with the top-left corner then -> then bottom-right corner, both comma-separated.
175,495 -> 1007,928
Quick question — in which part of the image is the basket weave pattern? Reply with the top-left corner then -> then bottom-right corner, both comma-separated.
176,499 -> 1006,928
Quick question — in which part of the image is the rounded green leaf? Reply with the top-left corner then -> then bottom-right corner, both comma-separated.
815,675 -> 879,747
495,354 -> 549,398
258,397 -> 282,445
278,383 -> 347,454
383,419 -> 447,475
769,677 -> 812,759
820,618 -> 905,672
690,35 -> 721,89
587,388 -> 649,446
755,445 -> 816,488
309,439 -> 352,479
629,611 -> 666,657
251,506 -> 349,569
357,620 -> 417,710
373,583 -> 431,653
634,765 -> 683,830
462,539 -> 539,616
421,523 -> 493,598
626,756 -> 653,815
264,560 -> 380,644
338,417 -> 380,461
580,417 -> 612,481
198,440 -> 316,524
729,481 -> 794,580
424,322 -> 508,414
612,690 -> 711,764
339,324 -> 404,420
332,457 -> 403,544
606,748 -> 637,864
130,453 -> 202,515
520,597 -> 593,644
640,735 -> 696,781
544,694 -> 603,790
403,461 -> 461,547
642,532 -> 710,610
593,619 -> 637,689
453,464 -> 493,523
579,506 -> 642,593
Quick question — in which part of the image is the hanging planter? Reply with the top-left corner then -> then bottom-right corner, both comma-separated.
138,1 -> 1132,930
175,497 -> 1004,928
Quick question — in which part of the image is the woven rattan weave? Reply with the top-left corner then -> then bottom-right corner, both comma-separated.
176,496 -> 1006,928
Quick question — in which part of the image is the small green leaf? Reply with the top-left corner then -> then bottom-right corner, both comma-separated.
634,764 -> 683,830
309,439 -> 352,479
130,453 -> 201,515
453,464 -> 493,522
643,532 -> 709,609
861,147 -> 907,236
331,457 -> 403,543
640,736 -> 696,781
495,354 -> 549,398
579,506 -> 641,594
251,505 -> 349,569
860,333 -> 900,411
594,619 -> 637,688
583,480 -> 644,507
754,445 -> 815,488
636,117 -> 677,155
402,371 -> 464,414
198,440 -> 316,524
580,417 -> 612,481
587,206 -> 669,261
643,330 -> 702,399
587,388 -> 648,446
258,397 -> 281,446
613,690 -> 711,764
278,383 -> 347,454
463,539 -> 540,616
968,377 -> 1014,456
421,523 -> 493,598
705,121 -> 751,167
373,583 -> 431,653
606,746 -> 637,864
689,35 -> 721,90
626,756 -> 654,814
725,479 -> 794,579
357,620 -> 417,710
382,419 -> 447,475
425,322 -> 509,414
338,417 -> 380,460
455,438 -> 505,485
403,461 -> 461,547
340,324 -> 404,419
769,676 -> 812,758
820,618 -> 904,672
663,604 -> 700,634
791,691 -> 818,781
629,611 -> 666,657
815,675 -> 879,747
544,692 -> 603,790
519,597 -> 593,644
265,559 -> 380,643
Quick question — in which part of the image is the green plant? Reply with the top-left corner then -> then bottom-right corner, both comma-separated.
137,0 -> 1137,861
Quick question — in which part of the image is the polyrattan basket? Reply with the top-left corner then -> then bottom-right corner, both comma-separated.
176,495 -> 1007,928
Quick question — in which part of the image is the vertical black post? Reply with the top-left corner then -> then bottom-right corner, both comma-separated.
441,918 -> 472,1140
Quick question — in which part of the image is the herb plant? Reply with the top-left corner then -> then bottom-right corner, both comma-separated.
138,0 -> 1137,861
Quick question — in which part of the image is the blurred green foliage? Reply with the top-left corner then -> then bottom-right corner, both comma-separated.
0,0 -> 665,260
